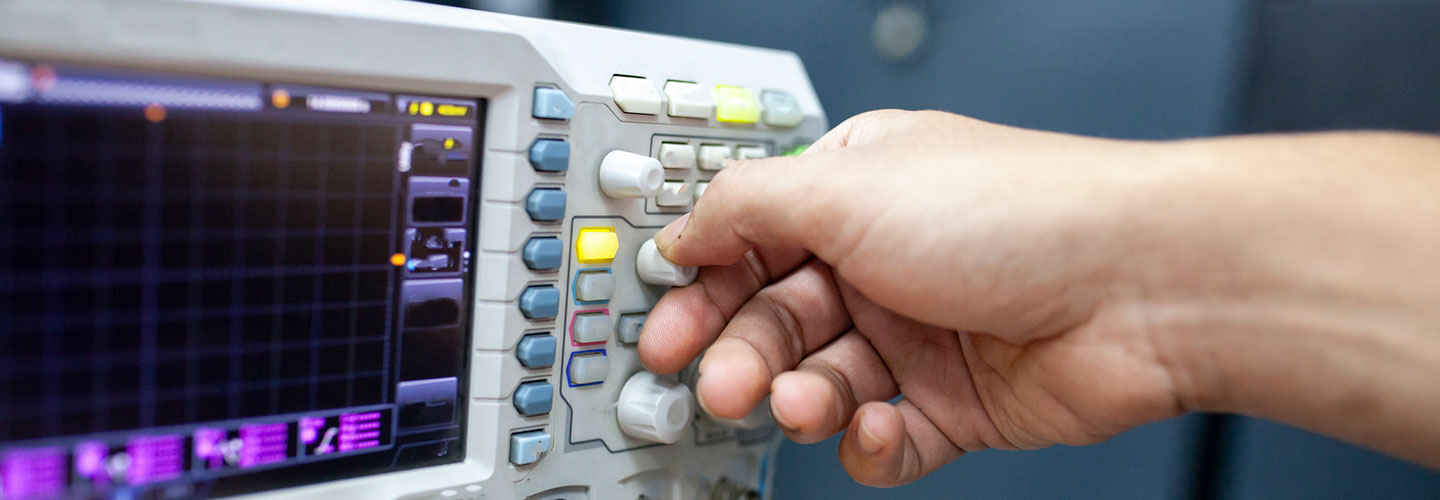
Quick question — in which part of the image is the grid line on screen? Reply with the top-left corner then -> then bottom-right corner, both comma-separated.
263,115 -> 291,420
184,118 -> 209,424
1,129 -> 10,439
139,108 -> 163,431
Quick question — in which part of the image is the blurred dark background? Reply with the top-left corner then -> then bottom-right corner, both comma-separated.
426,0 -> 1440,498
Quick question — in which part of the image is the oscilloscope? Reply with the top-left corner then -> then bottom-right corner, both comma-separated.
0,0 -> 827,498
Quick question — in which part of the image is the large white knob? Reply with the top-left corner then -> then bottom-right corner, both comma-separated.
599,150 -> 663,198
616,371 -> 694,444
636,239 -> 697,287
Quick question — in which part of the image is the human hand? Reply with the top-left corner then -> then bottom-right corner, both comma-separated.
636,110 -> 1191,485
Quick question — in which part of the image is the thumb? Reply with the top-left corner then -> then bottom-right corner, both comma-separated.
653,153 -> 853,266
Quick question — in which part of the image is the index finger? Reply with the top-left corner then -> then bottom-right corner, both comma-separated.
652,152 -> 863,267
638,245 -> 810,374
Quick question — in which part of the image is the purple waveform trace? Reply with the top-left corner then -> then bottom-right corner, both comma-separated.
0,447 -> 67,500
126,435 -> 184,485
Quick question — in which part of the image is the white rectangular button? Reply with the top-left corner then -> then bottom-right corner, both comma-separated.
610,75 -> 662,115
657,143 -> 695,170
698,145 -> 730,171
664,80 -> 713,119
694,181 -> 709,200
574,271 -> 614,302
761,90 -> 804,127
572,312 -> 612,343
735,146 -> 767,160
617,313 -> 646,344
568,352 -> 609,385
656,182 -> 692,208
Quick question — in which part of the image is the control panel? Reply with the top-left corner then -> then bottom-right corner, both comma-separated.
0,1 -> 826,499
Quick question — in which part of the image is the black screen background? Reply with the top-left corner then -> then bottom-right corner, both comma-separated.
0,106 -> 399,440
0,74 -> 481,498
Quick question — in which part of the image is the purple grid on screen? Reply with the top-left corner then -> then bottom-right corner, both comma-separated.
0,105 -> 400,441
125,435 -> 184,485
337,411 -> 382,452
238,423 -> 290,468
0,447 -> 67,500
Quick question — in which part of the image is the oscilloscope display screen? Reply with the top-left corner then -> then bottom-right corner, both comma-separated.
0,60 -> 481,499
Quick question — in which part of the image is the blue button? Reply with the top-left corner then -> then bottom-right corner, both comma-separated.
512,381 -> 554,416
532,87 -> 574,120
509,430 -> 553,465
519,285 -> 560,320
526,188 -> 566,222
522,237 -> 563,271
516,334 -> 557,369
529,139 -> 570,173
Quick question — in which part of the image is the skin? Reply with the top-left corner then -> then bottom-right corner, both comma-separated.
634,109 -> 1440,486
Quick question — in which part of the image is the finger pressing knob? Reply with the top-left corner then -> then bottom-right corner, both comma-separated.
636,239 -> 697,287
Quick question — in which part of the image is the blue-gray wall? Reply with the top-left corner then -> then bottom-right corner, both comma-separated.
1217,419 -> 1440,499
602,0 -> 1248,139
777,415 -> 1206,499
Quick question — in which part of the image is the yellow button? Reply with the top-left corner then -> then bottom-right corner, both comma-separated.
712,85 -> 760,124
575,227 -> 619,264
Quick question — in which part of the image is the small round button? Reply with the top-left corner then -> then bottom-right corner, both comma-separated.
635,239 -> 697,287
616,371 -> 694,444
599,150 -> 663,198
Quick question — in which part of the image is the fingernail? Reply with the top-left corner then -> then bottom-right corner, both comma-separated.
857,413 -> 884,454
770,397 -> 798,432
654,212 -> 690,252
695,373 -> 716,417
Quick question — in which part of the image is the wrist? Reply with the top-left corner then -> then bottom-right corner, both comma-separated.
1119,133 -> 1440,465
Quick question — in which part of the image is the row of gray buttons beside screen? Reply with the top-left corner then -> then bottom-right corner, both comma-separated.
506,86 -> 574,469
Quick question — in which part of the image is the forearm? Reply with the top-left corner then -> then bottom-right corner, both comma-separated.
1130,131 -> 1440,467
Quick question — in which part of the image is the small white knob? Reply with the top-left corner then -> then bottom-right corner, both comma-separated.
616,371 -> 694,444
599,150 -> 663,198
636,239 -> 697,287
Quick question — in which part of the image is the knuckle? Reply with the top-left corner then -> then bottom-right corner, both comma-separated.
754,293 -> 806,363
